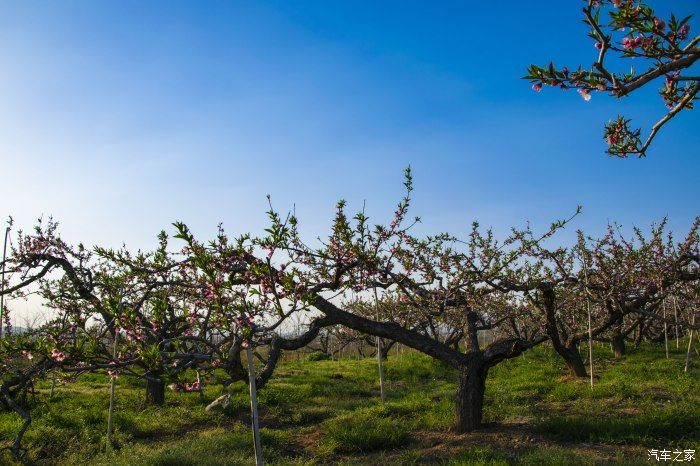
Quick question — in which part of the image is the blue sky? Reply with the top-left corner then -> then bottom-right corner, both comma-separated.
1,0 -> 698,261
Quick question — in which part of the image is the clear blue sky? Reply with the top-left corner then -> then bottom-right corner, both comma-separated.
1,0 -> 698,256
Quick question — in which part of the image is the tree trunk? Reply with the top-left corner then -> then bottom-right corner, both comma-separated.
379,340 -> 396,360
146,377 -> 165,405
453,361 -> 487,433
634,319 -> 645,347
555,345 -> 588,377
611,334 -> 626,358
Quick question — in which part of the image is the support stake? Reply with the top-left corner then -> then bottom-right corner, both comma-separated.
246,346 -> 264,466
107,332 -> 118,444
373,287 -> 385,403
673,297 -> 679,349
0,221 -> 11,339
582,254 -> 594,388
685,314 -> 696,373
663,298 -> 669,359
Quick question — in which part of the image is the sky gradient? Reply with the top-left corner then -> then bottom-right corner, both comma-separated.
1,1 -> 699,318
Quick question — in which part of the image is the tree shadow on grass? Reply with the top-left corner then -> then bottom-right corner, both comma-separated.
536,405 -> 699,444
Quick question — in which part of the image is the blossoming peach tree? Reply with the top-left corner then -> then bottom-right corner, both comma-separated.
576,218 -> 700,355
526,0 -> 698,157
2,178 -> 698,456
253,169 -> 575,432
479,216 -> 700,377
0,218 -> 328,459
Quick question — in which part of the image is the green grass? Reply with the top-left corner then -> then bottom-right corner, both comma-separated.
1,342 -> 698,465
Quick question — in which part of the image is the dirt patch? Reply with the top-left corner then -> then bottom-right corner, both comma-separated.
412,423 -> 644,462
296,429 -> 323,450
300,422 -> 647,464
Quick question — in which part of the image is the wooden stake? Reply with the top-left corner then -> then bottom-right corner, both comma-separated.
107,332 -> 118,444
685,314 -> 696,373
662,298 -> 669,358
582,254 -> 594,388
337,335 -> 341,370
246,346 -> 264,466
673,297 -> 679,349
0,223 -> 11,339
373,287 -> 385,403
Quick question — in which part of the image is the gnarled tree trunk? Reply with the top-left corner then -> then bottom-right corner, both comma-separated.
611,334 -> 626,358
634,318 -> 645,347
555,344 -> 587,377
379,339 -> 396,360
453,359 -> 487,433
146,377 -> 165,405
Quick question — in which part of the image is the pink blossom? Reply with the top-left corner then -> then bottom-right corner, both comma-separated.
184,381 -> 200,392
51,348 -> 66,362
577,89 -> 592,102
622,36 -> 645,50
168,383 -> 183,393
653,17 -> 665,32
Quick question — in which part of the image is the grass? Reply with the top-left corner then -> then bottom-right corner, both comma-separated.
1,342 -> 698,465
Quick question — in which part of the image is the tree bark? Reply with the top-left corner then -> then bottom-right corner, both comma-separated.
611,334 -> 626,358
379,340 -> 396,360
634,318 -> 645,347
453,360 -> 487,433
555,345 -> 588,377
146,377 -> 165,405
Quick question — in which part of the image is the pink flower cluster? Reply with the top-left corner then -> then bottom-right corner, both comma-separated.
169,381 -> 201,393
107,361 -> 119,378
116,315 -> 146,342
621,35 -> 653,50
653,18 -> 665,32
234,315 -> 255,328
184,381 -> 200,392
51,348 -> 66,362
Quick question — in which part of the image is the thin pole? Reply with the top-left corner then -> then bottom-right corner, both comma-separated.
372,287 -> 385,403
663,299 -> 669,359
685,314 -> 696,373
673,297 -> 679,349
107,332 -> 118,443
246,346 -> 264,466
337,335 -> 341,370
582,254 -> 594,388
0,224 -> 11,339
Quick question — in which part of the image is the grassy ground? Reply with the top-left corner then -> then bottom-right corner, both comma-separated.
1,341 -> 698,465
